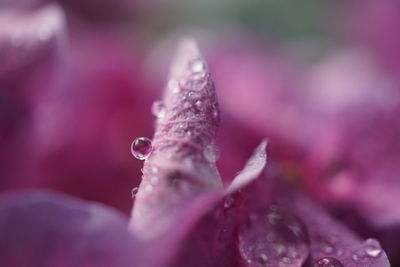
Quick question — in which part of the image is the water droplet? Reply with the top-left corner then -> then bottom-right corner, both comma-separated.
151,176 -> 159,185
274,244 -> 286,255
363,238 -> 382,257
191,59 -> 205,72
131,187 -> 138,198
151,101 -> 166,119
224,196 -> 235,208
151,167 -> 159,174
212,109 -> 218,119
203,145 -> 220,163
195,100 -> 203,109
131,137 -> 152,160
257,253 -> 268,263
168,79 -> 180,93
144,184 -> 153,192
314,257 -> 344,267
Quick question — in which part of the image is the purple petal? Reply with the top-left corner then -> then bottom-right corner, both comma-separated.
130,39 -> 222,238
235,165 -> 391,267
227,140 -> 267,194
0,190 -> 141,267
291,194 -> 391,267
0,4 -> 66,191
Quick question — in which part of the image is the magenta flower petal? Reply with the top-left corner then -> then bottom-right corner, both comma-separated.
163,142 -> 268,267
130,39 -> 222,238
0,4 -> 65,86
0,4 -> 66,191
0,191 -> 140,267
291,194 -> 390,267
233,164 -> 390,267
227,140 -> 267,194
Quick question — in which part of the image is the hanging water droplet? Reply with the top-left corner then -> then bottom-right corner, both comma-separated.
363,238 -> 382,257
151,101 -> 166,119
131,137 -> 153,160
320,240 -> 335,254
131,187 -> 138,199
238,205 -> 309,267
314,257 -> 344,267
203,145 -> 220,163
144,184 -> 153,192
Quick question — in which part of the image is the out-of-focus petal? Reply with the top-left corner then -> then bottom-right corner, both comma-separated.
31,29 -> 152,214
0,4 -> 66,191
0,190 -> 141,267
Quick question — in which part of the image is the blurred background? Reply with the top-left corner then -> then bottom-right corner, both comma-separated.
1,0 -> 400,264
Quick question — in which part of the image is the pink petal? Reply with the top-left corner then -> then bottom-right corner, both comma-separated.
291,194 -> 391,267
0,191 -> 141,267
227,140 -> 267,194
130,39 -> 222,238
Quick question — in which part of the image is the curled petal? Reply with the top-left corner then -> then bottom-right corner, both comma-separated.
130,39 -> 222,238
0,191 -> 141,267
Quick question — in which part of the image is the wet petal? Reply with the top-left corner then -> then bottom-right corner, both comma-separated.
238,204 -> 310,267
0,4 -> 65,84
227,140 -> 267,194
130,39 -> 222,239
0,191 -> 141,267
291,194 -> 390,267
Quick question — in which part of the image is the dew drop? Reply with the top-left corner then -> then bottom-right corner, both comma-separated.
314,257 -> 344,267
363,238 -> 382,257
191,59 -> 205,73
224,196 -> 235,209
131,187 -> 138,199
168,79 -> 180,93
146,184 -> 153,192
203,145 -> 220,163
151,101 -> 166,119
195,100 -> 203,109
131,137 -> 153,160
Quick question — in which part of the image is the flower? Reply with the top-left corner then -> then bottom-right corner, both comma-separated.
0,36 -> 391,266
